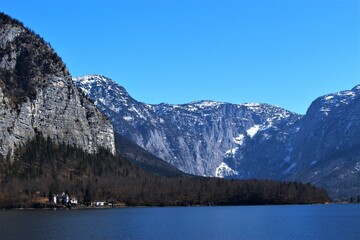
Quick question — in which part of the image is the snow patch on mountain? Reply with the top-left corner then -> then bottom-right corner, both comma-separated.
192,100 -> 223,108
123,116 -> 133,121
225,147 -> 239,157
246,125 -> 260,138
325,95 -> 334,101
215,162 -> 238,178
233,134 -> 245,145
242,103 -> 261,108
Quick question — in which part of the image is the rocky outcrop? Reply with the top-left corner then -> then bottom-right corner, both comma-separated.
0,13 -> 115,158
287,85 -> 360,197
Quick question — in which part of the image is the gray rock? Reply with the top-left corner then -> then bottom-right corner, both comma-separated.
73,75 -> 300,177
0,14 -> 115,158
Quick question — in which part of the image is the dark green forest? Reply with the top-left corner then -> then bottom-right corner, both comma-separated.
0,134 -> 330,208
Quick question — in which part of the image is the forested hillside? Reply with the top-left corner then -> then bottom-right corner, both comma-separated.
0,135 -> 330,208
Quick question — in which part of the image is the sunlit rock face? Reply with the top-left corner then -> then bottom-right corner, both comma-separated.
0,13 -> 115,158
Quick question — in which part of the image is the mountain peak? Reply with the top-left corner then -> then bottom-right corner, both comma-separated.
75,74 -> 113,84
73,74 -> 129,94
351,84 -> 360,91
306,85 -> 360,118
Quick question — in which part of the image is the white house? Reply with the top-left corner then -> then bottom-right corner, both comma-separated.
95,201 -> 105,206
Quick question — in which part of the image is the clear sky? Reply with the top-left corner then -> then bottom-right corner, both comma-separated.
1,0 -> 359,114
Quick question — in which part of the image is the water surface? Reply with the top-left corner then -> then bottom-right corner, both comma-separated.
0,204 -> 359,240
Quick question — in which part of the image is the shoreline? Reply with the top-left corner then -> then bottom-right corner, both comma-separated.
1,201 -> 343,211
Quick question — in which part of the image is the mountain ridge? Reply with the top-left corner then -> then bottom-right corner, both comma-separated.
74,74 -> 301,177
74,74 -> 360,198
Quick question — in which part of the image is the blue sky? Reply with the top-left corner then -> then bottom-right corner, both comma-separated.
1,0 -> 359,114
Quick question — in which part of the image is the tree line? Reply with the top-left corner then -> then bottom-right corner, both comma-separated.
0,134 -> 330,208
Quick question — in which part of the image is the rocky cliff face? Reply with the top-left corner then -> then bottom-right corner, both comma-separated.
287,85 -> 360,197
74,74 -> 360,198
73,75 -> 301,176
291,85 -> 360,168
152,102 -> 301,177
0,13 -> 115,157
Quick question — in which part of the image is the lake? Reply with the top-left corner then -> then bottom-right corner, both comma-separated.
0,204 -> 359,240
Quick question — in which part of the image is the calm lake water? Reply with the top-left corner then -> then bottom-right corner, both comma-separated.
0,204 -> 359,240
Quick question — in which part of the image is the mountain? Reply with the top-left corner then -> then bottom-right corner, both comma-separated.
0,13 -> 115,157
74,74 -> 360,198
288,85 -> 360,197
73,74 -> 301,178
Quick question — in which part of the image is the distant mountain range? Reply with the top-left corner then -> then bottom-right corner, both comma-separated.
74,75 -> 360,198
